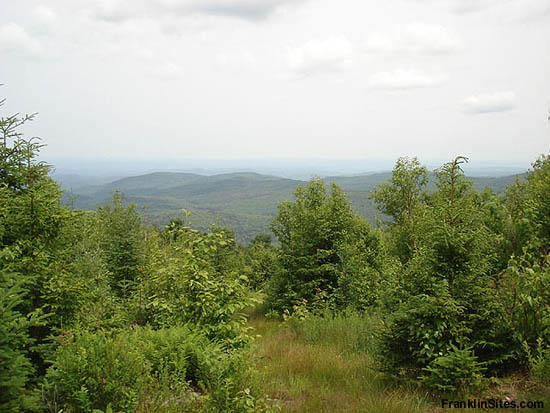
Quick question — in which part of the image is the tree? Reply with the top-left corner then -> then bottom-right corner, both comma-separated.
378,157 -> 510,391
96,192 -> 146,296
371,157 -> 428,224
244,234 -> 278,289
0,273 -> 44,411
251,233 -> 272,247
268,178 -> 372,312
524,154 -> 550,253
0,92 -> 66,409
371,156 -> 428,263
498,153 -> 550,365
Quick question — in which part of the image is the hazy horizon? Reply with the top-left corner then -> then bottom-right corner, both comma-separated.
48,156 -> 531,183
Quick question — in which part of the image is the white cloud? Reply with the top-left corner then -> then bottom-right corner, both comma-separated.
368,69 -> 447,91
87,0 -> 306,22
0,0 -> 546,162
461,91 -> 516,114
133,47 -> 155,61
91,0 -> 137,22
286,36 -> 354,77
33,5 -> 58,26
32,5 -> 59,36
426,0 -> 550,22
507,0 -> 550,23
215,50 -> 257,70
365,22 -> 461,55
149,60 -> 185,79
450,0 -> 498,13
168,0 -> 305,20
411,0 -> 507,14
0,23 -> 42,55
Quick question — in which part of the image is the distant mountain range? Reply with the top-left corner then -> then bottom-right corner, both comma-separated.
57,171 -> 525,243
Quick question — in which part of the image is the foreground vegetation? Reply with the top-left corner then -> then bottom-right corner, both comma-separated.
250,306 -> 549,412
1,94 -> 549,412
249,308 -> 430,412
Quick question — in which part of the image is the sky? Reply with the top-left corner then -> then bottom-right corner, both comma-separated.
1,0 -> 549,165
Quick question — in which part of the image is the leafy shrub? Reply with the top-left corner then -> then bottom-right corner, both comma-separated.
371,156 -> 428,264
45,329 -> 151,412
524,338 -> 550,385
501,253 -> 550,360
524,154 -> 550,252
42,212 -> 129,332
334,229 -> 392,310
140,230 -> 255,347
377,292 -> 468,377
530,349 -> 550,385
244,238 -> 278,290
281,298 -> 311,328
44,326 -> 260,412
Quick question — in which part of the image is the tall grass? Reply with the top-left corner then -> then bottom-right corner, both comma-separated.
249,309 -> 550,412
249,311 -> 430,413
297,310 -> 379,356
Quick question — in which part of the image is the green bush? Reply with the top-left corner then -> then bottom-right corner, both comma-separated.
44,326 -> 260,412
333,230 -> 392,311
243,238 -> 278,290
0,274 -> 43,412
96,192 -> 147,297
0,114 -> 70,399
524,338 -> 550,385
45,328 -> 152,412
42,211 -> 129,332
420,344 -> 486,395
377,292 -> 468,377
375,157 -> 516,389
531,349 -> 550,385
268,179 -> 376,314
139,230 -> 255,348
502,253 -> 550,361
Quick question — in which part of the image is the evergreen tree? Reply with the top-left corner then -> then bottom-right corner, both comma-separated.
378,157 -> 511,391
0,94 -> 66,409
96,191 -> 146,296
268,178 -> 373,312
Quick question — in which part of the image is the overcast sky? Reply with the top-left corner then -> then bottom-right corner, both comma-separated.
1,0 -> 549,164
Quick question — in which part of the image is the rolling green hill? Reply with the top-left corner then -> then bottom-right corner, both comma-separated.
61,171 -> 525,243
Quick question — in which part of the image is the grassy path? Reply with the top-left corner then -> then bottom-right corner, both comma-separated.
247,312 -> 430,413
247,310 -> 550,413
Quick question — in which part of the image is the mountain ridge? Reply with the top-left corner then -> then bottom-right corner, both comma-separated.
59,170 -> 525,242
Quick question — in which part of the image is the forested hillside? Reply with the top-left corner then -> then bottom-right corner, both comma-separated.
60,170 -> 524,242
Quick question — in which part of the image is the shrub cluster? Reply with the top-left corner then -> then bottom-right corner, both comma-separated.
0,100 -> 272,412
44,326 -> 255,412
266,155 -> 550,396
